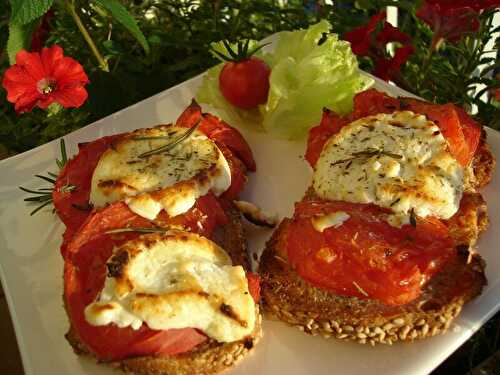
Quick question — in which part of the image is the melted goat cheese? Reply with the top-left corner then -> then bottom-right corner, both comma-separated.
313,111 -> 464,220
84,230 -> 256,343
89,125 -> 231,220
311,211 -> 350,232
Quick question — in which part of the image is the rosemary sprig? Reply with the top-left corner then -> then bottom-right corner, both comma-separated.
105,227 -> 171,234
55,139 -> 68,169
136,119 -> 201,159
19,139 -> 73,216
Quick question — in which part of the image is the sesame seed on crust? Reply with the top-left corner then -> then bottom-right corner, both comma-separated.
259,207 -> 487,346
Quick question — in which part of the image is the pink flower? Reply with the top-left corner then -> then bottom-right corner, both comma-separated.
2,45 -> 89,113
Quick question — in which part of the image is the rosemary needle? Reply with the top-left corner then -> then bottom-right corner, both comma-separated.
20,138 -> 71,216
331,148 -> 402,167
105,227 -> 171,234
137,119 -> 201,158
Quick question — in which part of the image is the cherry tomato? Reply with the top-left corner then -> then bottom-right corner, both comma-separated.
219,57 -> 270,109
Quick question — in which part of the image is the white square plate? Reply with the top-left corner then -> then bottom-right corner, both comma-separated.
0,70 -> 498,375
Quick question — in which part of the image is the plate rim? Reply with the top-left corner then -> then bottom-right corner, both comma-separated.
1,66 -> 499,375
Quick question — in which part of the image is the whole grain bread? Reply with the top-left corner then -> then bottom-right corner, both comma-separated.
65,202 -> 262,374
259,141 -> 494,345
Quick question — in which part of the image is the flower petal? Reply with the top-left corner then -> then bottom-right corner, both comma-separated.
37,94 -> 56,109
374,45 -> 414,81
344,12 -> 387,56
417,3 -> 480,44
426,0 -> 500,12
344,27 -> 372,55
377,23 -> 411,45
15,50 -> 46,81
50,85 -> 88,108
41,45 -> 64,76
30,10 -> 54,52
2,65 -> 38,102
366,12 -> 387,33
52,57 -> 89,86
14,90 -> 42,113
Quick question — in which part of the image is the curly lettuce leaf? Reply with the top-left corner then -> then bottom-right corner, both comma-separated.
196,20 -> 373,139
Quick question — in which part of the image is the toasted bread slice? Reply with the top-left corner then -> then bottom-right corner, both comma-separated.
259,141 -> 494,345
472,134 -> 496,189
260,218 -> 485,345
65,202 -> 262,374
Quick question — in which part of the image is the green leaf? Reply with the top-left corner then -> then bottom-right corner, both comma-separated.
7,20 -> 36,64
9,0 -> 53,25
198,20 -> 373,139
92,0 -> 149,54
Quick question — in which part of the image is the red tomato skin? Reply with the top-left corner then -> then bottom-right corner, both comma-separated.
246,272 -> 261,302
286,200 -> 456,306
454,106 -> 481,158
63,202 -> 208,361
305,109 -> 349,167
402,99 -> 471,166
55,101 -> 254,248
53,134 -> 123,233
176,100 -> 256,173
349,88 -> 401,119
62,193 -> 227,260
219,57 -> 270,110
306,90 -> 480,168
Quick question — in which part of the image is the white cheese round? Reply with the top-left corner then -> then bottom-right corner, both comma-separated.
313,111 -> 464,220
89,125 -> 231,220
84,230 -> 256,343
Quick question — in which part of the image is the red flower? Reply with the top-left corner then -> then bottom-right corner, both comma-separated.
416,1 -> 491,47
426,0 -> 500,12
344,12 -> 386,55
374,45 -> 415,81
2,45 -> 89,113
376,23 -> 411,45
344,12 -> 414,82
30,10 -> 55,52
345,12 -> 411,56
494,89 -> 500,101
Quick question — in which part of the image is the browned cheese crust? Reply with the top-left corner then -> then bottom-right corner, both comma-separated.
259,140 -> 495,346
65,202 -> 262,374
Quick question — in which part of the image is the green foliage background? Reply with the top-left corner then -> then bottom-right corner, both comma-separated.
1,1 -> 498,154
0,0 -> 317,153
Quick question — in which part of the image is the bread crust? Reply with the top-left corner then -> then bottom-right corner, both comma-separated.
260,217 -> 485,345
64,202 -> 262,374
259,137 -> 494,345
472,134 -> 496,189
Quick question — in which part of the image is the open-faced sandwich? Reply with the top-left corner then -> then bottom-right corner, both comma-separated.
259,89 -> 495,345
53,101 -> 262,374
